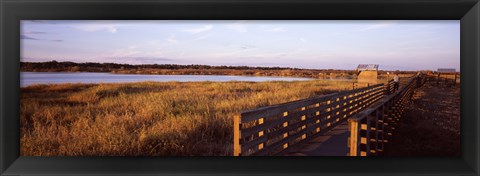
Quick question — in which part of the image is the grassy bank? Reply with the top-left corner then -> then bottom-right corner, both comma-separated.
20,80 -> 353,156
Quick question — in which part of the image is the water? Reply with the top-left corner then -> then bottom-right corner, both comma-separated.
20,72 -> 315,87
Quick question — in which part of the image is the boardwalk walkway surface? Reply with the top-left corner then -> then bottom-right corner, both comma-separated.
284,121 -> 349,156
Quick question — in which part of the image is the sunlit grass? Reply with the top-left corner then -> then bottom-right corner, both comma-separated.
20,80 -> 353,156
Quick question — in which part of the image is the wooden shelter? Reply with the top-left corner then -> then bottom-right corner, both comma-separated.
356,64 -> 379,86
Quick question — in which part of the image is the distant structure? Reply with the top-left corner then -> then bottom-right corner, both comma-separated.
356,64 -> 379,86
436,68 -> 458,86
437,68 -> 456,73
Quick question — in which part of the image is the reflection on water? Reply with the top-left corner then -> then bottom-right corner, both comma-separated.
21,72 -> 318,87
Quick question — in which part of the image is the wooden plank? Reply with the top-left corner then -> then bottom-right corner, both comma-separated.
241,95 -> 331,123
240,107 -> 328,138
240,135 -> 268,153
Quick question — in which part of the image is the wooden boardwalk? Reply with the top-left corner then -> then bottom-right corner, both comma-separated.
234,74 -> 428,156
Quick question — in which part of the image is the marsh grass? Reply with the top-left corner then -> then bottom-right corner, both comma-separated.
20,80 -> 353,156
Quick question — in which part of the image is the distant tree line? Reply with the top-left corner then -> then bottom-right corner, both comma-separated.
21,60 -> 304,71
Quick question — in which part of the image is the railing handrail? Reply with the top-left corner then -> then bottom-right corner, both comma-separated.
234,82 -> 386,156
241,83 -> 383,116
348,73 -> 425,156
351,76 -> 417,122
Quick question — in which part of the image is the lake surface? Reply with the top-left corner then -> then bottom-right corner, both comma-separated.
20,72 -> 316,87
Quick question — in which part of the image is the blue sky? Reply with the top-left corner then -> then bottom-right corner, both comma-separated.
21,20 -> 460,71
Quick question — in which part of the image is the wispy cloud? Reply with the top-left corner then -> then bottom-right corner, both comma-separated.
236,44 -> 256,50
183,25 -> 213,34
166,35 -> 178,44
22,20 -> 58,24
21,34 -> 63,42
101,56 -> 173,64
252,52 -> 287,58
264,27 -> 286,32
191,34 -> 212,41
227,21 -> 248,33
357,21 -> 397,31
24,31 -> 49,34
72,24 -> 119,33
21,34 -> 38,40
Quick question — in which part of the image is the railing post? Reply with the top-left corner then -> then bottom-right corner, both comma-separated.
372,110 -> 380,155
233,115 -> 241,156
349,118 -> 360,156
379,104 -> 386,153
385,81 -> 391,95
362,115 -> 372,156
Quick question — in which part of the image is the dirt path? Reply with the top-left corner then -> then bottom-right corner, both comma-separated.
383,81 -> 460,156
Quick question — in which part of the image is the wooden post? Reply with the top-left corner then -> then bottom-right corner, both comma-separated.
349,119 -> 359,156
373,110 -> 380,155
385,82 -> 390,95
379,104 -> 386,152
233,115 -> 241,156
362,115 -> 372,156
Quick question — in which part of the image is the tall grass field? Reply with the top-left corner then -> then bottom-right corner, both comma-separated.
20,80 -> 353,156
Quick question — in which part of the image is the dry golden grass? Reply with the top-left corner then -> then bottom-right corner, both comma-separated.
20,80 -> 353,156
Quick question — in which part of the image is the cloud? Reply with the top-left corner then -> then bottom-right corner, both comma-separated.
265,27 -> 286,32
237,44 -> 255,50
22,20 -> 58,24
357,21 -> 397,31
191,34 -> 212,41
21,34 -> 63,42
72,24 -> 118,33
252,52 -> 287,58
20,34 -> 38,40
299,38 -> 307,43
24,31 -> 48,34
102,56 -> 173,64
183,25 -> 213,34
227,21 -> 248,33
166,35 -> 178,44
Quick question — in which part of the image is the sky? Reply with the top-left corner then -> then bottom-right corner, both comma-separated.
21,20 -> 460,71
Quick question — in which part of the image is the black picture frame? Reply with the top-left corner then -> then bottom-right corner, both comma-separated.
1,0 -> 479,175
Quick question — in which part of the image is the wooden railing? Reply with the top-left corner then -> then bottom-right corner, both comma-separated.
433,73 -> 459,86
234,83 -> 386,156
384,80 -> 395,95
348,73 -> 426,156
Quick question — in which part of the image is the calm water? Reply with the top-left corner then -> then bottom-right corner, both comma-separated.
20,72 -> 315,87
